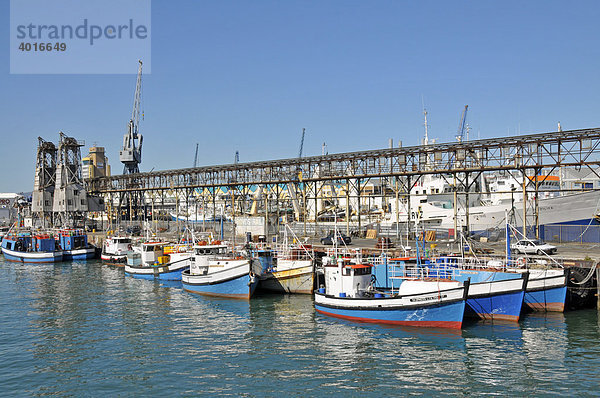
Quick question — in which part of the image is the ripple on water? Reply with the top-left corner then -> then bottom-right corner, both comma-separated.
1,259 -> 599,396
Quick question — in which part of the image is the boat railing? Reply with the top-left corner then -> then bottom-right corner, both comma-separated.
325,247 -> 364,263
387,260 -> 429,280
274,244 -> 314,261
432,254 -> 567,274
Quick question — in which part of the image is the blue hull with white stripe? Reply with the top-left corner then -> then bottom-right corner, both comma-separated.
63,248 -> 96,261
183,273 -> 259,299
2,249 -> 63,263
125,264 -> 189,281
525,286 -> 567,312
465,289 -> 525,322
314,298 -> 466,329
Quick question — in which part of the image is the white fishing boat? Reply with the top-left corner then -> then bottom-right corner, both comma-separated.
314,248 -> 469,329
125,241 -> 191,281
181,243 -> 262,300
101,236 -> 133,266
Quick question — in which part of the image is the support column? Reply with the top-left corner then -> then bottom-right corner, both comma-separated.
406,176 -> 411,240
535,168 -> 540,239
465,173 -> 470,236
357,178 -> 361,237
453,175 -> 458,242
346,179 -> 350,236
395,176 -> 399,239
264,184 -> 269,242
314,181 -> 319,236
522,171 -> 527,238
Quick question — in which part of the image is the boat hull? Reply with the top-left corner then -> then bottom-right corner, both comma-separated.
182,261 -> 259,300
183,273 -> 259,299
522,269 -> 567,312
1,247 -> 63,263
125,261 -> 189,281
464,275 -> 527,322
466,290 -> 525,322
314,285 -> 468,329
259,265 -> 314,294
63,247 -> 96,261
101,253 -> 127,266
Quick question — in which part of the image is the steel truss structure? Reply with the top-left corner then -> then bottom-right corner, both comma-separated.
89,128 -> 600,238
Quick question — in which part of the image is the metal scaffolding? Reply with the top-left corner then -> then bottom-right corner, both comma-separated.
88,127 -> 600,238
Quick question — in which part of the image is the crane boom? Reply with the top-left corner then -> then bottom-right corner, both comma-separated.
455,105 -> 468,143
298,128 -> 305,158
131,60 -> 143,129
193,143 -> 199,168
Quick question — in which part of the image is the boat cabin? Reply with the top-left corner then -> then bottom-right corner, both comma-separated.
275,244 -> 313,272
323,258 -> 372,298
189,244 -> 229,275
2,233 -> 57,253
105,236 -> 132,255
57,229 -> 88,251
127,242 -> 166,267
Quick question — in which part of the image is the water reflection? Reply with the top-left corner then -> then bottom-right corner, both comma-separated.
2,259 -> 600,396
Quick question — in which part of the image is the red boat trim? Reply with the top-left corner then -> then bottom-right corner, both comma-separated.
315,308 -> 462,329
474,313 -> 520,322
525,302 -> 564,312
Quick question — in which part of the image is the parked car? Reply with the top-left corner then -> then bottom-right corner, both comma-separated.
320,233 -> 351,245
510,239 -> 557,255
126,225 -> 142,236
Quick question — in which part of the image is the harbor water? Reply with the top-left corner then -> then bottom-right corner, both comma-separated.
1,259 -> 599,396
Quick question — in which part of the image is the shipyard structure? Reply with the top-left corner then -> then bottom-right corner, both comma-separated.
31,132 -> 104,228
85,126 -> 600,244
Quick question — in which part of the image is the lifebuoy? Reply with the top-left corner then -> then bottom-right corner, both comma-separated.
516,257 -> 526,267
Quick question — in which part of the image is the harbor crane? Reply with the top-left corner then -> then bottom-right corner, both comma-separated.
455,105 -> 469,143
120,60 -> 144,174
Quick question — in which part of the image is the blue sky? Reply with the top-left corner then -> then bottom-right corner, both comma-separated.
2,0 -> 600,192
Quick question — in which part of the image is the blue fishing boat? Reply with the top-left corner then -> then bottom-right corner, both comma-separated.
57,229 -> 96,260
181,243 -> 262,300
1,232 -> 63,263
373,256 -> 527,322
125,241 -> 191,281
502,222 -> 568,312
518,268 -> 567,312
314,250 -> 469,329
427,257 -> 528,322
